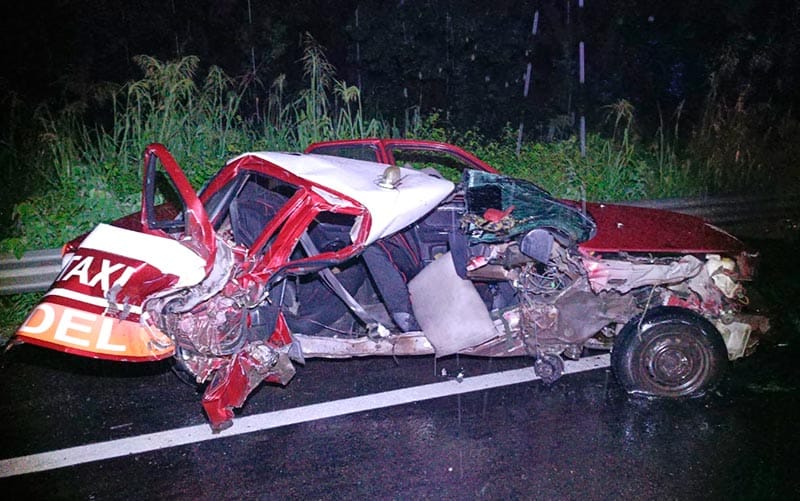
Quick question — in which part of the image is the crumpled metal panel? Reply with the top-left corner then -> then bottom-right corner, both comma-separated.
519,279 -> 638,345
408,252 -> 497,356
583,255 -> 704,294
202,342 -> 296,431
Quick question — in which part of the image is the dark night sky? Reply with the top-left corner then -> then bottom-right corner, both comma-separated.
1,1 -> 356,104
2,1 -> 799,136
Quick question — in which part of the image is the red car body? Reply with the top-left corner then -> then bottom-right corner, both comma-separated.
13,140 -> 767,430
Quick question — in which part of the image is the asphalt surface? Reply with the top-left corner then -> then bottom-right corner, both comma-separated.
0,238 -> 798,500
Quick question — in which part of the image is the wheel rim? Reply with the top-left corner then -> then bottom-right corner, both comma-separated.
534,355 -> 564,384
537,361 -> 555,379
640,325 -> 710,394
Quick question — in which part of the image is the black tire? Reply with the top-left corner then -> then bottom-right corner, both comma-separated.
611,306 -> 728,397
170,350 -> 202,389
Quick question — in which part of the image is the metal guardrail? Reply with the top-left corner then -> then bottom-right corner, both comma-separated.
621,194 -> 800,238
0,248 -> 62,295
1,195 -> 798,296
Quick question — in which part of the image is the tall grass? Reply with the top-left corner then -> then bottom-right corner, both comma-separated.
267,34 -> 385,148
412,101 -> 697,202
0,93 -> 63,241
688,86 -> 800,194
1,37 -> 385,255
76,55 -> 250,190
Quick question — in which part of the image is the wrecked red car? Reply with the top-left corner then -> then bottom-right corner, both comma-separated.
13,141 -> 768,430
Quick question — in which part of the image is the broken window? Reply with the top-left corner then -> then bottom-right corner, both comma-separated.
463,170 -> 597,245
390,147 -> 473,182
308,144 -> 380,163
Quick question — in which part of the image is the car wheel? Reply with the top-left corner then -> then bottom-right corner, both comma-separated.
534,353 -> 564,384
171,349 -> 201,389
611,306 -> 728,397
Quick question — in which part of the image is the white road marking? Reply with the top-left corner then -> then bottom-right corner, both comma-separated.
0,354 -> 610,478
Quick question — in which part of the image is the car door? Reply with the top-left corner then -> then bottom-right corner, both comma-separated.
141,143 -> 216,266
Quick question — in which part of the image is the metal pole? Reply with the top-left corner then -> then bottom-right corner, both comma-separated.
356,7 -> 362,90
578,1 -> 586,157
248,0 -> 258,121
580,115 -> 586,158
523,63 -> 532,98
517,8 -> 540,157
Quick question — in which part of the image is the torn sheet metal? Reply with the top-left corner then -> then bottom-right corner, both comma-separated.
715,319 -> 753,360
202,342 -> 296,430
705,254 -> 743,299
293,332 -> 435,358
583,254 -> 704,294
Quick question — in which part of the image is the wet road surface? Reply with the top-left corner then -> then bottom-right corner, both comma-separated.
0,238 -> 798,499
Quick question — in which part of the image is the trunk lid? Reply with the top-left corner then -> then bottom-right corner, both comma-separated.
15,144 -> 215,361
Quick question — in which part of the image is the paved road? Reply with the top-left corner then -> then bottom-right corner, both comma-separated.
1,239 -> 798,499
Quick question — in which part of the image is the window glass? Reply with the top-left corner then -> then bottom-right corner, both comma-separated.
309,144 -> 379,163
463,170 -> 596,245
390,148 -> 469,182
144,155 -> 185,233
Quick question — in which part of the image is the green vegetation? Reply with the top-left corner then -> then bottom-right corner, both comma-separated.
0,36 -> 385,256
1,38 -> 797,341
0,293 -> 40,345
414,120 -> 695,202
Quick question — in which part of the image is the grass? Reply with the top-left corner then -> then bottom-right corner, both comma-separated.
409,106 -> 697,203
0,294 -> 40,346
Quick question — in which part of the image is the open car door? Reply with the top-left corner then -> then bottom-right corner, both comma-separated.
141,143 -> 216,265
15,143 -> 215,361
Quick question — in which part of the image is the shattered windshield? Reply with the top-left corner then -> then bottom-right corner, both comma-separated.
462,170 -> 596,245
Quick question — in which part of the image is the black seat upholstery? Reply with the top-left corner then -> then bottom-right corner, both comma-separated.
230,181 -> 288,248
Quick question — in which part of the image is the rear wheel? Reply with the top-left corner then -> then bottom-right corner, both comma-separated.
611,306 -> 728,397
